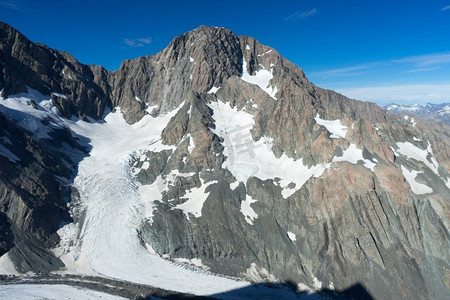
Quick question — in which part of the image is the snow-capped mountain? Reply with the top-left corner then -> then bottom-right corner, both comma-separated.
384,102 -> 450,125
0,22 -> 449,299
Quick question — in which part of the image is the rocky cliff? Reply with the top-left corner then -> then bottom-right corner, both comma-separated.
0,22 -> 449,299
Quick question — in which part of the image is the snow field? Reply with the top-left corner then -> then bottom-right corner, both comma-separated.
241,58 -> 278,100
0,284 -> 126,300
51,104 -> 254,295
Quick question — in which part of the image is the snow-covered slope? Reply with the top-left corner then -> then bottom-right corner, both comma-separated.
1,24 -> 449,300
0,284 -> 126,300
56,106 -> 254,296
0,90 -> 310,299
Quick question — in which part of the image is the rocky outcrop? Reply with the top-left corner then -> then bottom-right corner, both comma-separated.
0,22 -> 111,120
110,26 -> 243,123
130,28 -> 450,299
1,22 -> 449,299
0,111 -> 85,272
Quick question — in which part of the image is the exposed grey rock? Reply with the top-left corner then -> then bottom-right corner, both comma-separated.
110,26 -> 243,123
0,22 -> 111,120
0,213 -> 13,256
0,22 -> 449,300
0,110 -> 87,272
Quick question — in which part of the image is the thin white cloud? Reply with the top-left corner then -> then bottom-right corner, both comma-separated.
312,62 -> 382,78
314,52 -> 450,78
123,37 -> 152,48
0,1 -> 21,10
284,8 -> 317,22
336,84 -> 450,105
401,67 -> 439,73
392,52 -> 450,67
441,5 -> 450,11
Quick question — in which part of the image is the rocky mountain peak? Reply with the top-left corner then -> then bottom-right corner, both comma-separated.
1,23 -> 450,300
110,26 -> 244,122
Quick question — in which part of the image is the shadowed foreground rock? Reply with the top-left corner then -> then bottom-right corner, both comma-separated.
0,22 -> 449,299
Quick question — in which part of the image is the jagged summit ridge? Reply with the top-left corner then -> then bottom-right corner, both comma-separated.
0,22 -> 450,300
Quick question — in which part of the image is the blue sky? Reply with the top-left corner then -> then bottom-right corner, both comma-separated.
1,0 -> 449,105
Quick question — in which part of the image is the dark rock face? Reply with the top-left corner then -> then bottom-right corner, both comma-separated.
0,22 -> 111,120
0,110 -> 85,272
0,22 -> 449,299
0,213 -> 13,256
110,26 -> 243,123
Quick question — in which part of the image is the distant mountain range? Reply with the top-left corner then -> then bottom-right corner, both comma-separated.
384,102 -> 450,125
1,22 -> 449,300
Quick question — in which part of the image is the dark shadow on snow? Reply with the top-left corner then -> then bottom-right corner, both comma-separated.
137,281 -> 374,300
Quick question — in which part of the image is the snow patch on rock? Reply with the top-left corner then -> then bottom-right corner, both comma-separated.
173,179 -> 218,220
230,181 -> 239,190
244,263 -> 278,282
208,86 -> 220,94
396,142 -> 439,175
0,88 -> 61,139
287,231 -> 296,241
210,100 -> 329,196
0,144 -> 20,163
312,276 -> 323,290
333,144 -> 376,171
401,166 -> 433,194
241,195 -> 258,225
241,58 -> 278,100
314,114 -> 348,139
173,257 -> 209,270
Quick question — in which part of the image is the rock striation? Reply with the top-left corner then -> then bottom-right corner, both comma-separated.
0,22 -> 449,299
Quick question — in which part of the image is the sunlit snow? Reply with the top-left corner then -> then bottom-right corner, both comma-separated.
401,166 -> 433,194
210,100 -> 328,197
207,86 -> 220,94
173,179 -> 218,220
287,231 -> 296,241
241,58 -> 278,100
241,195 -> 258,225
396,142 -> 439,175
38,102 -> 253,295
52,92 -> 67,99
0,253 -> 19,275
0,88 -> 61,139
314,114 -> 347,139
332,144 -> 376,171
